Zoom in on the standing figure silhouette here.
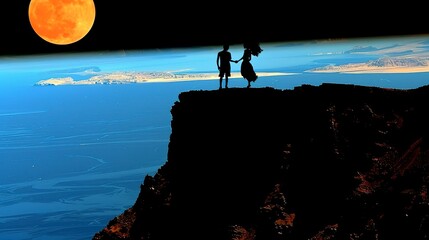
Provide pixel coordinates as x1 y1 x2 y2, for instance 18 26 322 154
217 44 236 89
236 41 263 88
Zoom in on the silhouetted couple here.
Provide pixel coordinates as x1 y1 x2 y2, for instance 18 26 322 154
217 42 263 89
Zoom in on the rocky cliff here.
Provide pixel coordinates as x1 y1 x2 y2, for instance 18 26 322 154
93 83 429 239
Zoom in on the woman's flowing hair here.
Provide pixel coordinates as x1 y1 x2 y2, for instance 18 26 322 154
244 41 263 57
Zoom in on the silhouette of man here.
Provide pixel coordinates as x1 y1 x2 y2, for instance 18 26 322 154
217 44 236 89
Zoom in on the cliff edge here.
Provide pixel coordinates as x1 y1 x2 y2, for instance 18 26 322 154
93 84 429 239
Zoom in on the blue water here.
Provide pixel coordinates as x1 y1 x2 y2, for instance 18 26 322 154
1 72 429 240
0 82 206 240
265 72 429 90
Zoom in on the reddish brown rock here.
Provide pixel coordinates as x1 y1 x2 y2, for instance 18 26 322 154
94 84 429 240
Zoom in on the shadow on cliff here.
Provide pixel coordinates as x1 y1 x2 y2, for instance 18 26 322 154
94 84 429 240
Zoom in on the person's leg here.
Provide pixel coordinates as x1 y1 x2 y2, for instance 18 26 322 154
219 76 223 89
247 80 251 88
225 76 228 88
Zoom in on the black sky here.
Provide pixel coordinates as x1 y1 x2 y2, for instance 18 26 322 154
1 1 428 57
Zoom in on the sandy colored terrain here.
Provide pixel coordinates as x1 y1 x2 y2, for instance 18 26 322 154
308 60 429 74
310 65 429 74
35 72 296 86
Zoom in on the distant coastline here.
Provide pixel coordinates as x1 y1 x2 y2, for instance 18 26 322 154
307 56 429 74
34 71 295 86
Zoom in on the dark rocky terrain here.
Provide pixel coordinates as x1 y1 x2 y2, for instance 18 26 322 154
93 83 429 239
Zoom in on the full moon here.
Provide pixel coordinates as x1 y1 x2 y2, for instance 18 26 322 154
28 0 96 45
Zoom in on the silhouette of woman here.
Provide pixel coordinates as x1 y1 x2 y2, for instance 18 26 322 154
235 41 263 88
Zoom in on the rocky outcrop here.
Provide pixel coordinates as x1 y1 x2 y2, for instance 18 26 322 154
93 84 429 239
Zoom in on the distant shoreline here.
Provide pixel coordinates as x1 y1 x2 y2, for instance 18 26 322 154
308 66 429 74
34 71 297 86
307 58 429 74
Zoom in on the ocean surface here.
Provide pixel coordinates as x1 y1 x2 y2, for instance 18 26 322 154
1 72 429 239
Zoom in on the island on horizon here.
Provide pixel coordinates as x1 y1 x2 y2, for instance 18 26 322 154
307 56 429 74
34 71 294 86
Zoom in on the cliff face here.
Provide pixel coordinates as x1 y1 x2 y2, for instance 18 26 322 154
93 84 429 240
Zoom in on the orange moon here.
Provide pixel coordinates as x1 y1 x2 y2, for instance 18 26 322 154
28 0 96 45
